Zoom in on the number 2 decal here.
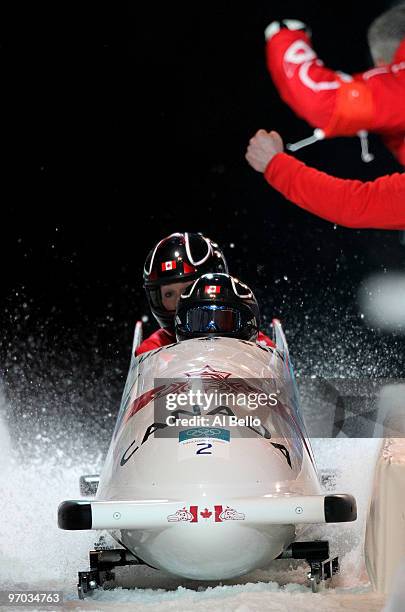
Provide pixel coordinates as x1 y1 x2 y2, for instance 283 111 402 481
196 442 213 455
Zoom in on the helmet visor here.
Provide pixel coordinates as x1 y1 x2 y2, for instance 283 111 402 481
182 305 241 334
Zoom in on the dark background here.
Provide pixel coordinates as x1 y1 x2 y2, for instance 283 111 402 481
1 1 404 448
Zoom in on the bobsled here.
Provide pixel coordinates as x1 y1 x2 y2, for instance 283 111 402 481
58 320 357 597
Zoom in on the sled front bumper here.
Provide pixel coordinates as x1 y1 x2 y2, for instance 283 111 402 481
58 494 357 530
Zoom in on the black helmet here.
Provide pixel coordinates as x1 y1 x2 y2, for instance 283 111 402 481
175 273 260 342
143 233 228 329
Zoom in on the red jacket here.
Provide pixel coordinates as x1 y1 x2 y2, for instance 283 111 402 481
266 30 405 166
135 328 275 356
265 152 405 229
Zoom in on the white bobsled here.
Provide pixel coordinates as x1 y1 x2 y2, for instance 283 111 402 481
58 320 356 597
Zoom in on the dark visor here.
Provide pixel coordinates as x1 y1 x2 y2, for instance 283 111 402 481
184 306 241 333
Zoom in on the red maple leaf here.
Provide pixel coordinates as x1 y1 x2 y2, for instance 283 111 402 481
200 508 212 519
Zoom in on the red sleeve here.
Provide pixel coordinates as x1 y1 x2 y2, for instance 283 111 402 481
266 30 338 130
264 153 405 230
257 331 276 348
266 30 376 137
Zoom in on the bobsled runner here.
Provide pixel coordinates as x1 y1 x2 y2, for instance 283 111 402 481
58 319 356 597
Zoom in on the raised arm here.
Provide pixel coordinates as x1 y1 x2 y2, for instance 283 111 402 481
266 153 405 229
265 22 378 137
246 129 405 230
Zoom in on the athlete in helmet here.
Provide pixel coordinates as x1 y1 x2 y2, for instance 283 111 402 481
175 273 275 347
136 232 228 355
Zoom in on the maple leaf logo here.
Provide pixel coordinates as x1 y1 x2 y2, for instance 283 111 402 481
200 508 212 519
183 365 231 380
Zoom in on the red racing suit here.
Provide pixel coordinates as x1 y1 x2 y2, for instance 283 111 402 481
264 152 405 229
136 328 176 356
136 328 275 356
266 30 405 166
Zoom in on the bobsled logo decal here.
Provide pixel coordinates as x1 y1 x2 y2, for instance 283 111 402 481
215 505 245 522
166 505 245 523
179 428 230 442
119 406 272 467
117 381 192 436
167 506 198 522
116 366 233 437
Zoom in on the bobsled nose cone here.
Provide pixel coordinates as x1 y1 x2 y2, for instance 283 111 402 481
121 522 295 580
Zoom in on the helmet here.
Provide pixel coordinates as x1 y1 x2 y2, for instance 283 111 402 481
143 233 228 329
175 273 260 342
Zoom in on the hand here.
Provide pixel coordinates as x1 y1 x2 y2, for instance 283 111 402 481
265 19 309 41
245 130 284 173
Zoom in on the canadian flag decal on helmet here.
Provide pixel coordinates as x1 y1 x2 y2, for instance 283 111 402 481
161 260 177 271
205 285 220 294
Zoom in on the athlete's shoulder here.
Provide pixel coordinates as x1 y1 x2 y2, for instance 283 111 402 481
257 330 276 348
136 328 176 356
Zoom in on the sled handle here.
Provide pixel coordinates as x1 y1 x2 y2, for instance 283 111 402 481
272 318 290 362
132 320 143 354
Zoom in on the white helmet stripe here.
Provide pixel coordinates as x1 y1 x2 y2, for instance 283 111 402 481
230 276 252 298
181 273 253 300
185 232 212 266
180 277 200 299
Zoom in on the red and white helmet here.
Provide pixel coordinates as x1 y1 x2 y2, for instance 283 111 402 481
143 232 228 329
